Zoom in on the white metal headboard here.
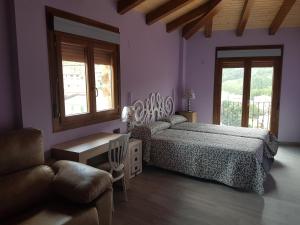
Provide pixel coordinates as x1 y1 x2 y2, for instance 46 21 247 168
133 92 174 125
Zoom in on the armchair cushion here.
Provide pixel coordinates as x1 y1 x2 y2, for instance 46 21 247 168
0 165 54 220
0 128 44 176
52 161 112 204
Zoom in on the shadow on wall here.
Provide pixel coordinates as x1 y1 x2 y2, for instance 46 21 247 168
0 0 22 133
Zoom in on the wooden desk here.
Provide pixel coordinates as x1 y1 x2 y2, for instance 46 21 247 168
52 132 134 189
52 132 123 164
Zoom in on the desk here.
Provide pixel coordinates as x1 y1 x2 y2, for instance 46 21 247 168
52 132 132 189
52 132 123 164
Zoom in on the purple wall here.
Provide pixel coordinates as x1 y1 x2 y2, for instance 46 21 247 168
12 0 181 152
0 0 20 132
185 28 300 142
3 0 299 149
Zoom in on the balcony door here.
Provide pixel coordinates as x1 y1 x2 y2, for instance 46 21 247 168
213 53 282 136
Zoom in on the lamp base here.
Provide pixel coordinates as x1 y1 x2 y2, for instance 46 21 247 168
186 98 192 112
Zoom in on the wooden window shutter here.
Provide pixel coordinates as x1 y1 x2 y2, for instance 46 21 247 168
61 42 86 62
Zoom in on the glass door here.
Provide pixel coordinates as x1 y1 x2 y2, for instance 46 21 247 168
248 65 274 130
214 58 281 136
220 65 245 127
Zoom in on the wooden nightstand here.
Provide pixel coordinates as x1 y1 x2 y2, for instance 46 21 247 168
178 111 198 123
127 139 142 178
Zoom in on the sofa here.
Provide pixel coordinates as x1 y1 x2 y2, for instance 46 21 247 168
0 128 113 225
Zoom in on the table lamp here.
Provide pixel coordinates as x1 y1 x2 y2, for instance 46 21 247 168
121 106 136 133
184 89 196 112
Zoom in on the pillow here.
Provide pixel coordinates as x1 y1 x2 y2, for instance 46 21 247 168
147 121 170 135
161 115 187 125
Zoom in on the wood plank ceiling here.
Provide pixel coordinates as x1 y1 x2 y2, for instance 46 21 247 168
116 0 300 39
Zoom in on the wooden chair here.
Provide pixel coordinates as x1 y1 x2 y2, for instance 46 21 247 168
98 134 130 201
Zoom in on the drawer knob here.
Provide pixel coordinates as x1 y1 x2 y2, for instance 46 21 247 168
135 157 138 161
134 148 138 152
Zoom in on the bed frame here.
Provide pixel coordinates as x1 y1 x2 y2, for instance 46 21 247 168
133 92 174 125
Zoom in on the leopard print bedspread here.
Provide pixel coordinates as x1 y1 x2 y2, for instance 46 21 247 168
132 126 271 194
171 122 278 158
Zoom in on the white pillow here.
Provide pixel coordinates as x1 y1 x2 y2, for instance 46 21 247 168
161 115 187 125
147 121 170 134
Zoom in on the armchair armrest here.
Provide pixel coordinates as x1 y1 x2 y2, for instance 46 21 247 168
52 160 112 204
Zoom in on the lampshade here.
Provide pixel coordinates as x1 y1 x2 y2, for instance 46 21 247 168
121 106 136 123
184 89 196 100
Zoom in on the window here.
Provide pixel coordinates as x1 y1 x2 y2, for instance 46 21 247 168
46 8 120 132
213 46 283 136
93 47 115 112
61 41 89 116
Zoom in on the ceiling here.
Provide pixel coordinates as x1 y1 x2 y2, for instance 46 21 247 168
135 0 300 30
116 0 300 38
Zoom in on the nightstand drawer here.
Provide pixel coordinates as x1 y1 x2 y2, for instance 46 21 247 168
131 153 141 164
128 139 143 178
131 142 141 154
131 162 142 175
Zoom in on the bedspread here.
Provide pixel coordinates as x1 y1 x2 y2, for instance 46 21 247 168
151 129 266 194
171 122 278 158
132 127 269 194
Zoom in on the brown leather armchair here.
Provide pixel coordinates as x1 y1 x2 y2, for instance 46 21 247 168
0 128 113 225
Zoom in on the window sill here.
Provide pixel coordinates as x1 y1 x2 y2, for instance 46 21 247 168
52 113 120 133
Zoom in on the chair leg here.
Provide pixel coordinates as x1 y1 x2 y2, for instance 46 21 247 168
122 177 128 202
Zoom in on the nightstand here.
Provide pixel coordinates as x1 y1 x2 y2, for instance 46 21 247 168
178 111 198 123
127 138 142 178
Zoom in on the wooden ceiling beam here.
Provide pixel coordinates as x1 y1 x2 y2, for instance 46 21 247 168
146 0 194 25
117 0 146 15
236 0 255 36
166 0 213 33
182 0 223 40
204 17 213 38
269 0 296 35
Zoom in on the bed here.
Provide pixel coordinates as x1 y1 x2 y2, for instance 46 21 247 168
131 93 278 194
170 122 278 158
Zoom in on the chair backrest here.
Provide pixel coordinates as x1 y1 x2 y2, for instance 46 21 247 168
108 135 129 172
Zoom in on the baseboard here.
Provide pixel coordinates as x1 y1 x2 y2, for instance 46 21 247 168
279 142 300 147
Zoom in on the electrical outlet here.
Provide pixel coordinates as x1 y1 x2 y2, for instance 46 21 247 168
113 128 120 134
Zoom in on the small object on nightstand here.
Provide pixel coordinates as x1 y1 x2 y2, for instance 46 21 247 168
178 111 198 123
122 106 137 133
184 89 196 112
126 138 142 179
113 128 120 133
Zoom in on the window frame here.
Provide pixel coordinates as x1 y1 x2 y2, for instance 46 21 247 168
46 7 121 132
213 45 283 136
